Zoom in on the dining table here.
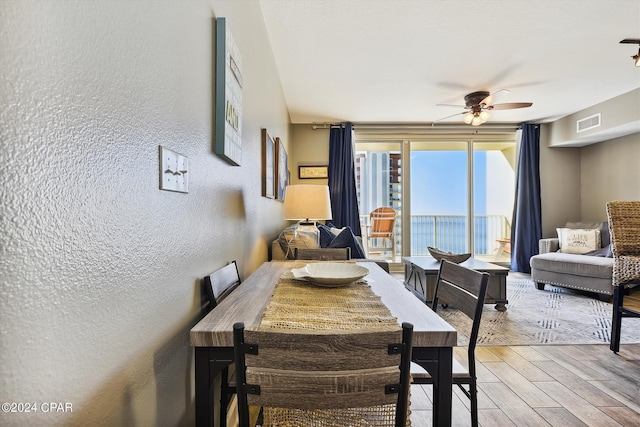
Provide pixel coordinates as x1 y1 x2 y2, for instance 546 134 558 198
190 260 458 427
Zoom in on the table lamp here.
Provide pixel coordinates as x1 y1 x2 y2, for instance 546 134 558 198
283 184 332 241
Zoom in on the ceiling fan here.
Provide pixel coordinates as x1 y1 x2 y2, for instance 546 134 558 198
619 38 640 67
433 89 533 126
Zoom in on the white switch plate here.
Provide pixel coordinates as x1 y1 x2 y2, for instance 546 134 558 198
159 146 189 193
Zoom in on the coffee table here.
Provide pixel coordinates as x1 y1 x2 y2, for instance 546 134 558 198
403 256 509 311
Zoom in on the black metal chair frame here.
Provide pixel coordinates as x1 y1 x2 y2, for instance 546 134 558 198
202 260 242 427
610 284 640 353
411 259 489 427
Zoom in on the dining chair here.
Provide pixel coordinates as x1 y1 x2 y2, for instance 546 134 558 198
410 259 489 427
367 207 397 260
606 201 640 354
294 247 351 261
233 322 413 427
202 261 242 427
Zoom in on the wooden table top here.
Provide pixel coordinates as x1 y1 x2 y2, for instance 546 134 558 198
190 261 457 348
403 256 509 274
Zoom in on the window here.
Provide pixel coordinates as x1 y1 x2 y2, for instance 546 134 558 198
355 131 515 266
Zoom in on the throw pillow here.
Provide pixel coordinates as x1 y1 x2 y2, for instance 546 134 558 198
328 226 367 259
330 226 346 236
556 228 601 254
565 221 610 247
278 225 320 259
317 223 337 248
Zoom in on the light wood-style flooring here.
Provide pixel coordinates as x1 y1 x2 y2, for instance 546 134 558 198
410 343 640 426
409 284 640 427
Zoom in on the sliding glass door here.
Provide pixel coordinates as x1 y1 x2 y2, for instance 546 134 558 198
355 134 516 268
354 141 402 263
410 141 469 255
409 139 515 262
473 141 515 262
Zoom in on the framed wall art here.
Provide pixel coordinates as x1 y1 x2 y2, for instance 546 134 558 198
275 137 289 200
214 17 243 166
298 165 329 179
261 128 275 199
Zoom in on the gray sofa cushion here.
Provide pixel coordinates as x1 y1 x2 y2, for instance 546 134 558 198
530 252 613 279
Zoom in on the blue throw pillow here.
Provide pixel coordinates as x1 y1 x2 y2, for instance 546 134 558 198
328 226 367 259
317 223 336 248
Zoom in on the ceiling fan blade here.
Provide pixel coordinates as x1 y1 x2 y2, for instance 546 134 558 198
432 111 465 124
482 89 510 105
436 103 466 108
489 102 533 110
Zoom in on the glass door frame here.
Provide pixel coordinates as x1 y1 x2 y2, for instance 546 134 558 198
354 129 516 270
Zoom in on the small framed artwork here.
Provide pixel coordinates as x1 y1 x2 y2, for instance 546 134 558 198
299 165 328 179
275 137 289 200
261 128 275 199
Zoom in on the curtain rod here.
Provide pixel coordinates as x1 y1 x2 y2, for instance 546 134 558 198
310 122 520 133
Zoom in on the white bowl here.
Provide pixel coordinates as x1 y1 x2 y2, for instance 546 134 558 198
291 262 369 287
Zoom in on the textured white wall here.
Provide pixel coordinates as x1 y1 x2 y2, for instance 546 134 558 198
580 133 640 221
0 1 287 425
539 125 582 237
539 126 640 236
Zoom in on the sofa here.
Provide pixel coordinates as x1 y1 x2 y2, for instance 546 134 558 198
271 223 390 272
529 221 613 301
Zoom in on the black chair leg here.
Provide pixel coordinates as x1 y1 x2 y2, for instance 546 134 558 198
610 284 624 353
219 367 229 427
470 381 479 427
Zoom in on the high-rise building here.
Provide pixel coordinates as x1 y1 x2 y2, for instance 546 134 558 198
355 151 402 258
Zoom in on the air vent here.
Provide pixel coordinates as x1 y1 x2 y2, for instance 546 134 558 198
576 113 601 133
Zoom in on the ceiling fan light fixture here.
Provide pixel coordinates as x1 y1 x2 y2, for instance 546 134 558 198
435 89 533 126
634 48 640 67
463 112 474 124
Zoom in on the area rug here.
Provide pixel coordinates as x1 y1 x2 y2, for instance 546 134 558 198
436 279 640 346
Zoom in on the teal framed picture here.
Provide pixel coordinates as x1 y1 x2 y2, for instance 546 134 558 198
215 17 242 166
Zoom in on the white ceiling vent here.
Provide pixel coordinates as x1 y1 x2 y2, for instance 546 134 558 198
576 113 601 133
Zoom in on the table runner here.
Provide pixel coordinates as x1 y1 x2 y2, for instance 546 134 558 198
256 262 410 427
260 263 399 332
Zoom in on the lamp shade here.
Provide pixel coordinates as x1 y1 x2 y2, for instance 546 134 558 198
283 185 332 222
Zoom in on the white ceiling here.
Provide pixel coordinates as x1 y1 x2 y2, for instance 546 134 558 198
258 0 640 126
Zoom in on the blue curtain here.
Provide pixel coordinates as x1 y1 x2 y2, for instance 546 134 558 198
328 123 362 236
510 123 542 273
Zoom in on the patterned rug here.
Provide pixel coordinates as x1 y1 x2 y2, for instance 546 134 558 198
436 279 640 346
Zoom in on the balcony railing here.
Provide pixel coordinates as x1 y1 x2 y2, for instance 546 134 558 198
360 214 511 257
411 214 510 256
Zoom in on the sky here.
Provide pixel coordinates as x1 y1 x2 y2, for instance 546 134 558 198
410 151 486 215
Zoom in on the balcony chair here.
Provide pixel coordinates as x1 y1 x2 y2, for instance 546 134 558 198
233 322 413 427
366 207 397 260
202 261 242 427
410 259 489 427
606 201 640 354
294 247 351 261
